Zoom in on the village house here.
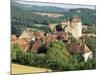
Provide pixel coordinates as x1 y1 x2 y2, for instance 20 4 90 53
19 29 32 40
12 38 29 51
66 38 92 62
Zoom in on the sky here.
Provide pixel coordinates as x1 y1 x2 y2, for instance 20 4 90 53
12 0 96 10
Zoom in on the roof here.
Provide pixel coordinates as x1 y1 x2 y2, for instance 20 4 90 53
19 30 32 39
66 42 91 54
79 43 91 54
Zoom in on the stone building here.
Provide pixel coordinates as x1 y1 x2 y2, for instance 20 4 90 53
64 15 82 39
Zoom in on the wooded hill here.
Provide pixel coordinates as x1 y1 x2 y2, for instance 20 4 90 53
11 2 96 36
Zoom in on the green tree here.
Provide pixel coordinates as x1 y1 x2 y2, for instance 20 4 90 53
11 44 23 62
46 41 70 71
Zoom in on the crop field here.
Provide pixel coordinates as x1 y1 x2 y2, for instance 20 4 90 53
33 12 64 18
12 63 51 74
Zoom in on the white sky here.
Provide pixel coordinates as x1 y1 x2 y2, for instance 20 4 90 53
12 0 96 10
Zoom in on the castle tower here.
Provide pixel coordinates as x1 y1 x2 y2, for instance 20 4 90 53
70 15 82 39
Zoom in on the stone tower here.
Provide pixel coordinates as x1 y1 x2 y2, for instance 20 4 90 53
64 15 82 39
70 15 82 39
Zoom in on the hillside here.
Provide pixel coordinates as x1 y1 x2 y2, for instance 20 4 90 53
63 8 96 25
11 1 96 36
11 1 68 13
32 12 64 18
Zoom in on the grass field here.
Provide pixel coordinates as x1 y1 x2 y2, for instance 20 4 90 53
12 63 52 74
33 12 64 18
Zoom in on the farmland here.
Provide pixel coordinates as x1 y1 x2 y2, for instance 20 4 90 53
12 63 51 74
32 12 64 18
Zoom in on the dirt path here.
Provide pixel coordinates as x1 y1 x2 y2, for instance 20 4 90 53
12 63 52 74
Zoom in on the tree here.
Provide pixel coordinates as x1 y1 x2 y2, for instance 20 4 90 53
46 41 70 70
11 44 23 62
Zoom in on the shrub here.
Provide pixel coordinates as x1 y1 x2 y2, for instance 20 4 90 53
17 52 46 67
85 37 96 69
68 53 85 70
11 44 22 62
29 53 46 67
38 44 48 53
68 53 96 70
85 37 96 53
84 56 96 69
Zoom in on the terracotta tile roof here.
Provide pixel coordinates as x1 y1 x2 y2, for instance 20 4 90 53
31 39 42 53
66 43 91 54
12 38 29 51
66 43 79 53
79 43 91 54
53 32 69 40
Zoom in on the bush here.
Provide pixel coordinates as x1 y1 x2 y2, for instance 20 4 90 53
68 53 85 70
84 56 96 69
85 37 96 69
18 52 46 67
11 44 22 62
30 53 46 67
68 53 96 70
38 44 48 53
85 37 96 54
